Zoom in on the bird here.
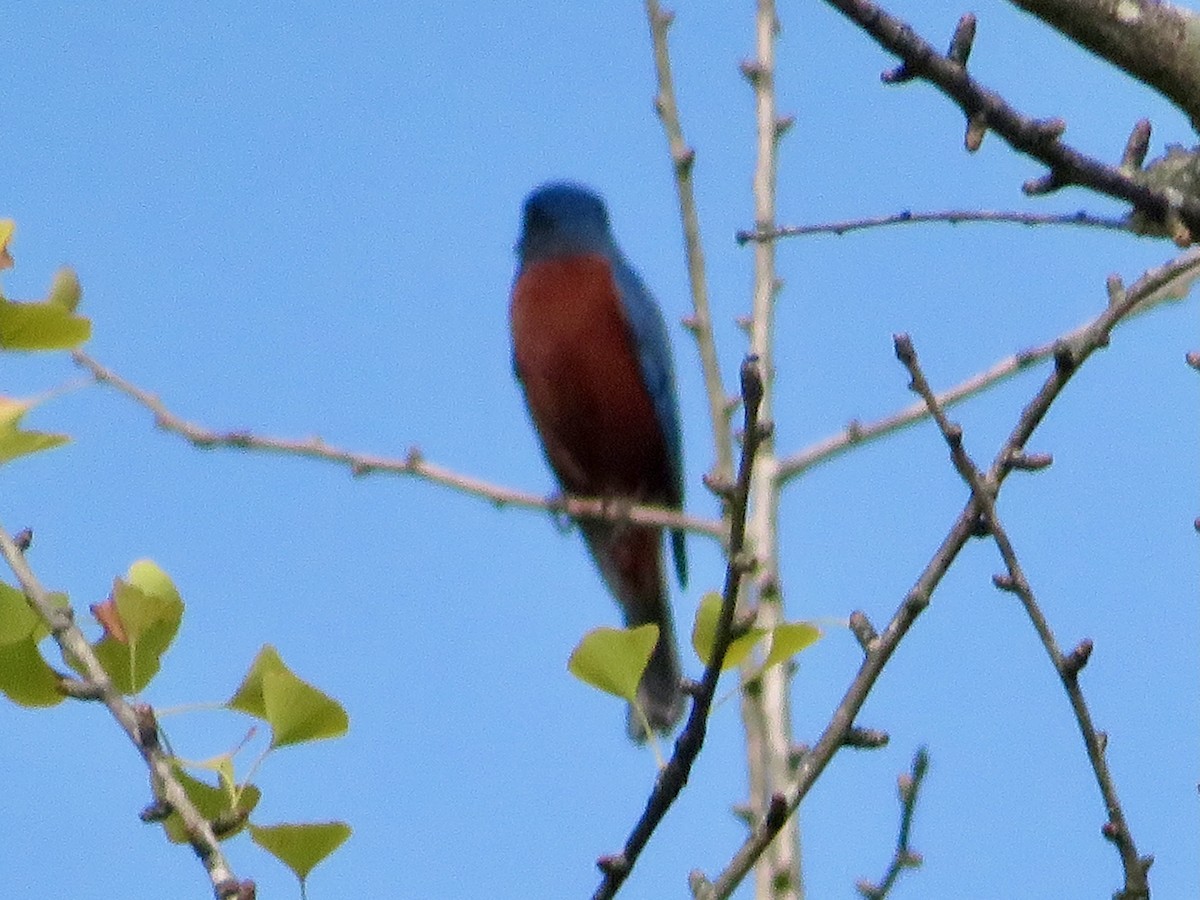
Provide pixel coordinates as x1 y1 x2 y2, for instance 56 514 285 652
509 181 688 741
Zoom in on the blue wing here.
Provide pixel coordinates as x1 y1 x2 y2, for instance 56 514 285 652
610 252 688 587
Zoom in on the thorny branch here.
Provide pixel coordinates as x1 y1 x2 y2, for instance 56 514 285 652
699 249 1200 899
591 358 768 900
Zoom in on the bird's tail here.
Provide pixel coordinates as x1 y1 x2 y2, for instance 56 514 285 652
580 521 685 741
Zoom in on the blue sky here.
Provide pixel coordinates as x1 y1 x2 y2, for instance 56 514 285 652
1 2 1195 898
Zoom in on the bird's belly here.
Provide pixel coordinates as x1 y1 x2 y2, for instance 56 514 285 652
511 256 669 500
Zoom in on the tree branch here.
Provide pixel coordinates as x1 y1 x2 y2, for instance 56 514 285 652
0 525 246 898
738 1 803 896
737 208 1129 243
646 0 736 487
775 248 1200 484
700 247 1200 898
895 334 1150 900
855 747 929 900
70 350 724 541
591 358 767 900
821 0 1200 237
1008 0 1200 134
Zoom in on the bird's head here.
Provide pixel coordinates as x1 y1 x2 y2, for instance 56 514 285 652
517 181 614 262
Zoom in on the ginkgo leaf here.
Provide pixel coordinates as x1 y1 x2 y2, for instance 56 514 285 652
262 668 349 749
250 821 351 883
567 624 658 703
87 560 184 694
0 634 63 707
47 267 81 312
0 295 90 350
691 592 765 670
762 622 822 671
228 645 348 748
0 582 39 645
0 219 14 273
0 396 69 464
162 767 260 844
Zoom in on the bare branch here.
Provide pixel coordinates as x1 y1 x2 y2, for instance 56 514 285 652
70 350 725 541
646 0 735 487
776 255 1198 484
820 0 1200 235
591 358 767 900
737 208 1129 243
1008 0 1200 133
856 747 929 899
738 0 803 896
896 336 1150 899
703 248 1200 898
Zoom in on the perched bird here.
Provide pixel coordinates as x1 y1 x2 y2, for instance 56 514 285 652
509 182 688 740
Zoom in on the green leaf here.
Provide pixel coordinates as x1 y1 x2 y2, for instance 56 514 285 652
0 219 14 275
0 582 39 645
229 645 349 748
762 622 822 671
0 635 63 707
0 295 91 350
228 645 287 720
0 396 69 464
47 267 82 312
89 560 184 694
250 821 352 882
567 624 658 703
162 767 260 844
690 592 765 670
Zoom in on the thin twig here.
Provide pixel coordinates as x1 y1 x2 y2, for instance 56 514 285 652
896 337 1150 899
701 249 1200 898
820 0 1200 237
775 257 1198 484
591 358 767 900
0 525 244 898
737 209 1129 243
856 747 929 899
70 350 724 541
646 0 735 487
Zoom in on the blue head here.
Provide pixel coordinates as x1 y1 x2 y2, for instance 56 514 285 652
517 182 614 264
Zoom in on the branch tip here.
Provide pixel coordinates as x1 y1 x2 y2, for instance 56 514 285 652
739 59 763 84
947 13 976 65
139 798 173 823
849 610 878 651
965 113 987 152
597 854 629 877
843 726 890 750
1121 119 1152 170
739 355 764 415
1063 637 1094 677
1007 450 1053 471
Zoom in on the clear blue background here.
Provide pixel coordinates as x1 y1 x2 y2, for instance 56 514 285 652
1 2 1195 898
